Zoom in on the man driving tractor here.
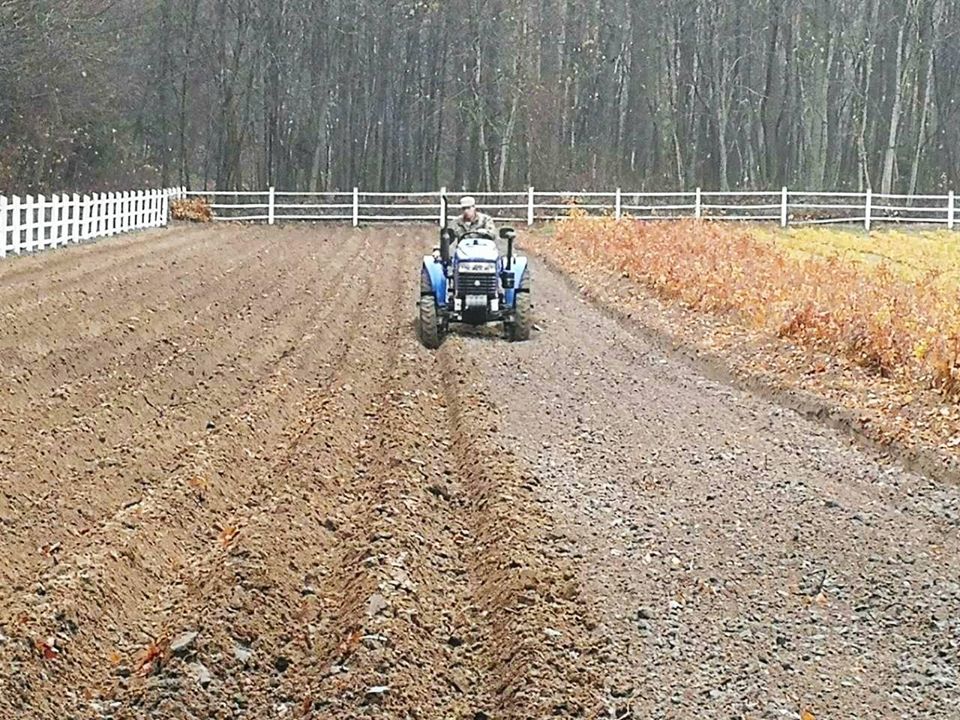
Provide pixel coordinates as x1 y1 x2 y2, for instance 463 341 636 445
450 196 496 241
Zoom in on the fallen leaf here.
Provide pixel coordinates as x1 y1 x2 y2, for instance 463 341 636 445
218 525 239 547
337 628 362 660
138 636 169 675
35 638 58 660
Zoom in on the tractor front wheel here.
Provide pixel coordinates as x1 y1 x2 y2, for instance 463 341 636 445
418 273 443 349
508 290 532 341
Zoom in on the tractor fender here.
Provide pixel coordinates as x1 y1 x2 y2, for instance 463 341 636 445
505 255 529 309
422 256 446 305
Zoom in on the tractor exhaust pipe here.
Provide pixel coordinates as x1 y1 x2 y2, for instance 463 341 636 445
500 227 516 269
440 228 454 264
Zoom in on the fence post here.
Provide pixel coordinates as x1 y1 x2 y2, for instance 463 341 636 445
50 193 57 247
0 196 6 258
781 186 788 228
58 193 67 245
162 189 170 226
438 186 446 228
615 188 622 220
949 191 955 231
527 186 534 226
86 194 93 239
61 193 70 244
11 196 21 254
864 188 872 232
50 194 60 247
695 187 702 219
57 194 67 244
268 186 276 225
71 193 80 242
36 195 47 250
25 195 36 252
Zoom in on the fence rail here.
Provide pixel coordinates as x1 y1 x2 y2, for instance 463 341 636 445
184 187 959 231
1 186 957 261
0 188 179 258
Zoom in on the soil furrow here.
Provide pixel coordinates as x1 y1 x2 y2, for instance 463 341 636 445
0 228 276 408
97 230 400 718
0 234 360 599
0 225 212 304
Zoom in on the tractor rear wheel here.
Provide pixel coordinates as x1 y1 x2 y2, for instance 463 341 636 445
418 272 443 349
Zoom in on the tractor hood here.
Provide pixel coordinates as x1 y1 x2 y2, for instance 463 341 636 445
456 238 499 263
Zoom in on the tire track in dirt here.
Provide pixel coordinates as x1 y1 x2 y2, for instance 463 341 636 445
296 329 603 718
298 240 497 718
264 228 604 718
435 340 603 717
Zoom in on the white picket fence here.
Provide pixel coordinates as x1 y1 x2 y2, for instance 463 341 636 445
185 187 959 231
0 188 179 258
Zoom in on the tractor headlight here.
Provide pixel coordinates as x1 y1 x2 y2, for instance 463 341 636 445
458 262 496 274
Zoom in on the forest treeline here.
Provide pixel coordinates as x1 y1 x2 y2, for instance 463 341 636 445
1 0 958 193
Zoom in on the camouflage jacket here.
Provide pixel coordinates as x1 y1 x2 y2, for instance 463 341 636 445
450 211 497 241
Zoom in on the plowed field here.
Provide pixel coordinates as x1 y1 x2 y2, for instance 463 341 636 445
1 224 957 719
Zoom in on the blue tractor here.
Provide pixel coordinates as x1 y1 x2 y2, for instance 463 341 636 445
418 224 532 348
